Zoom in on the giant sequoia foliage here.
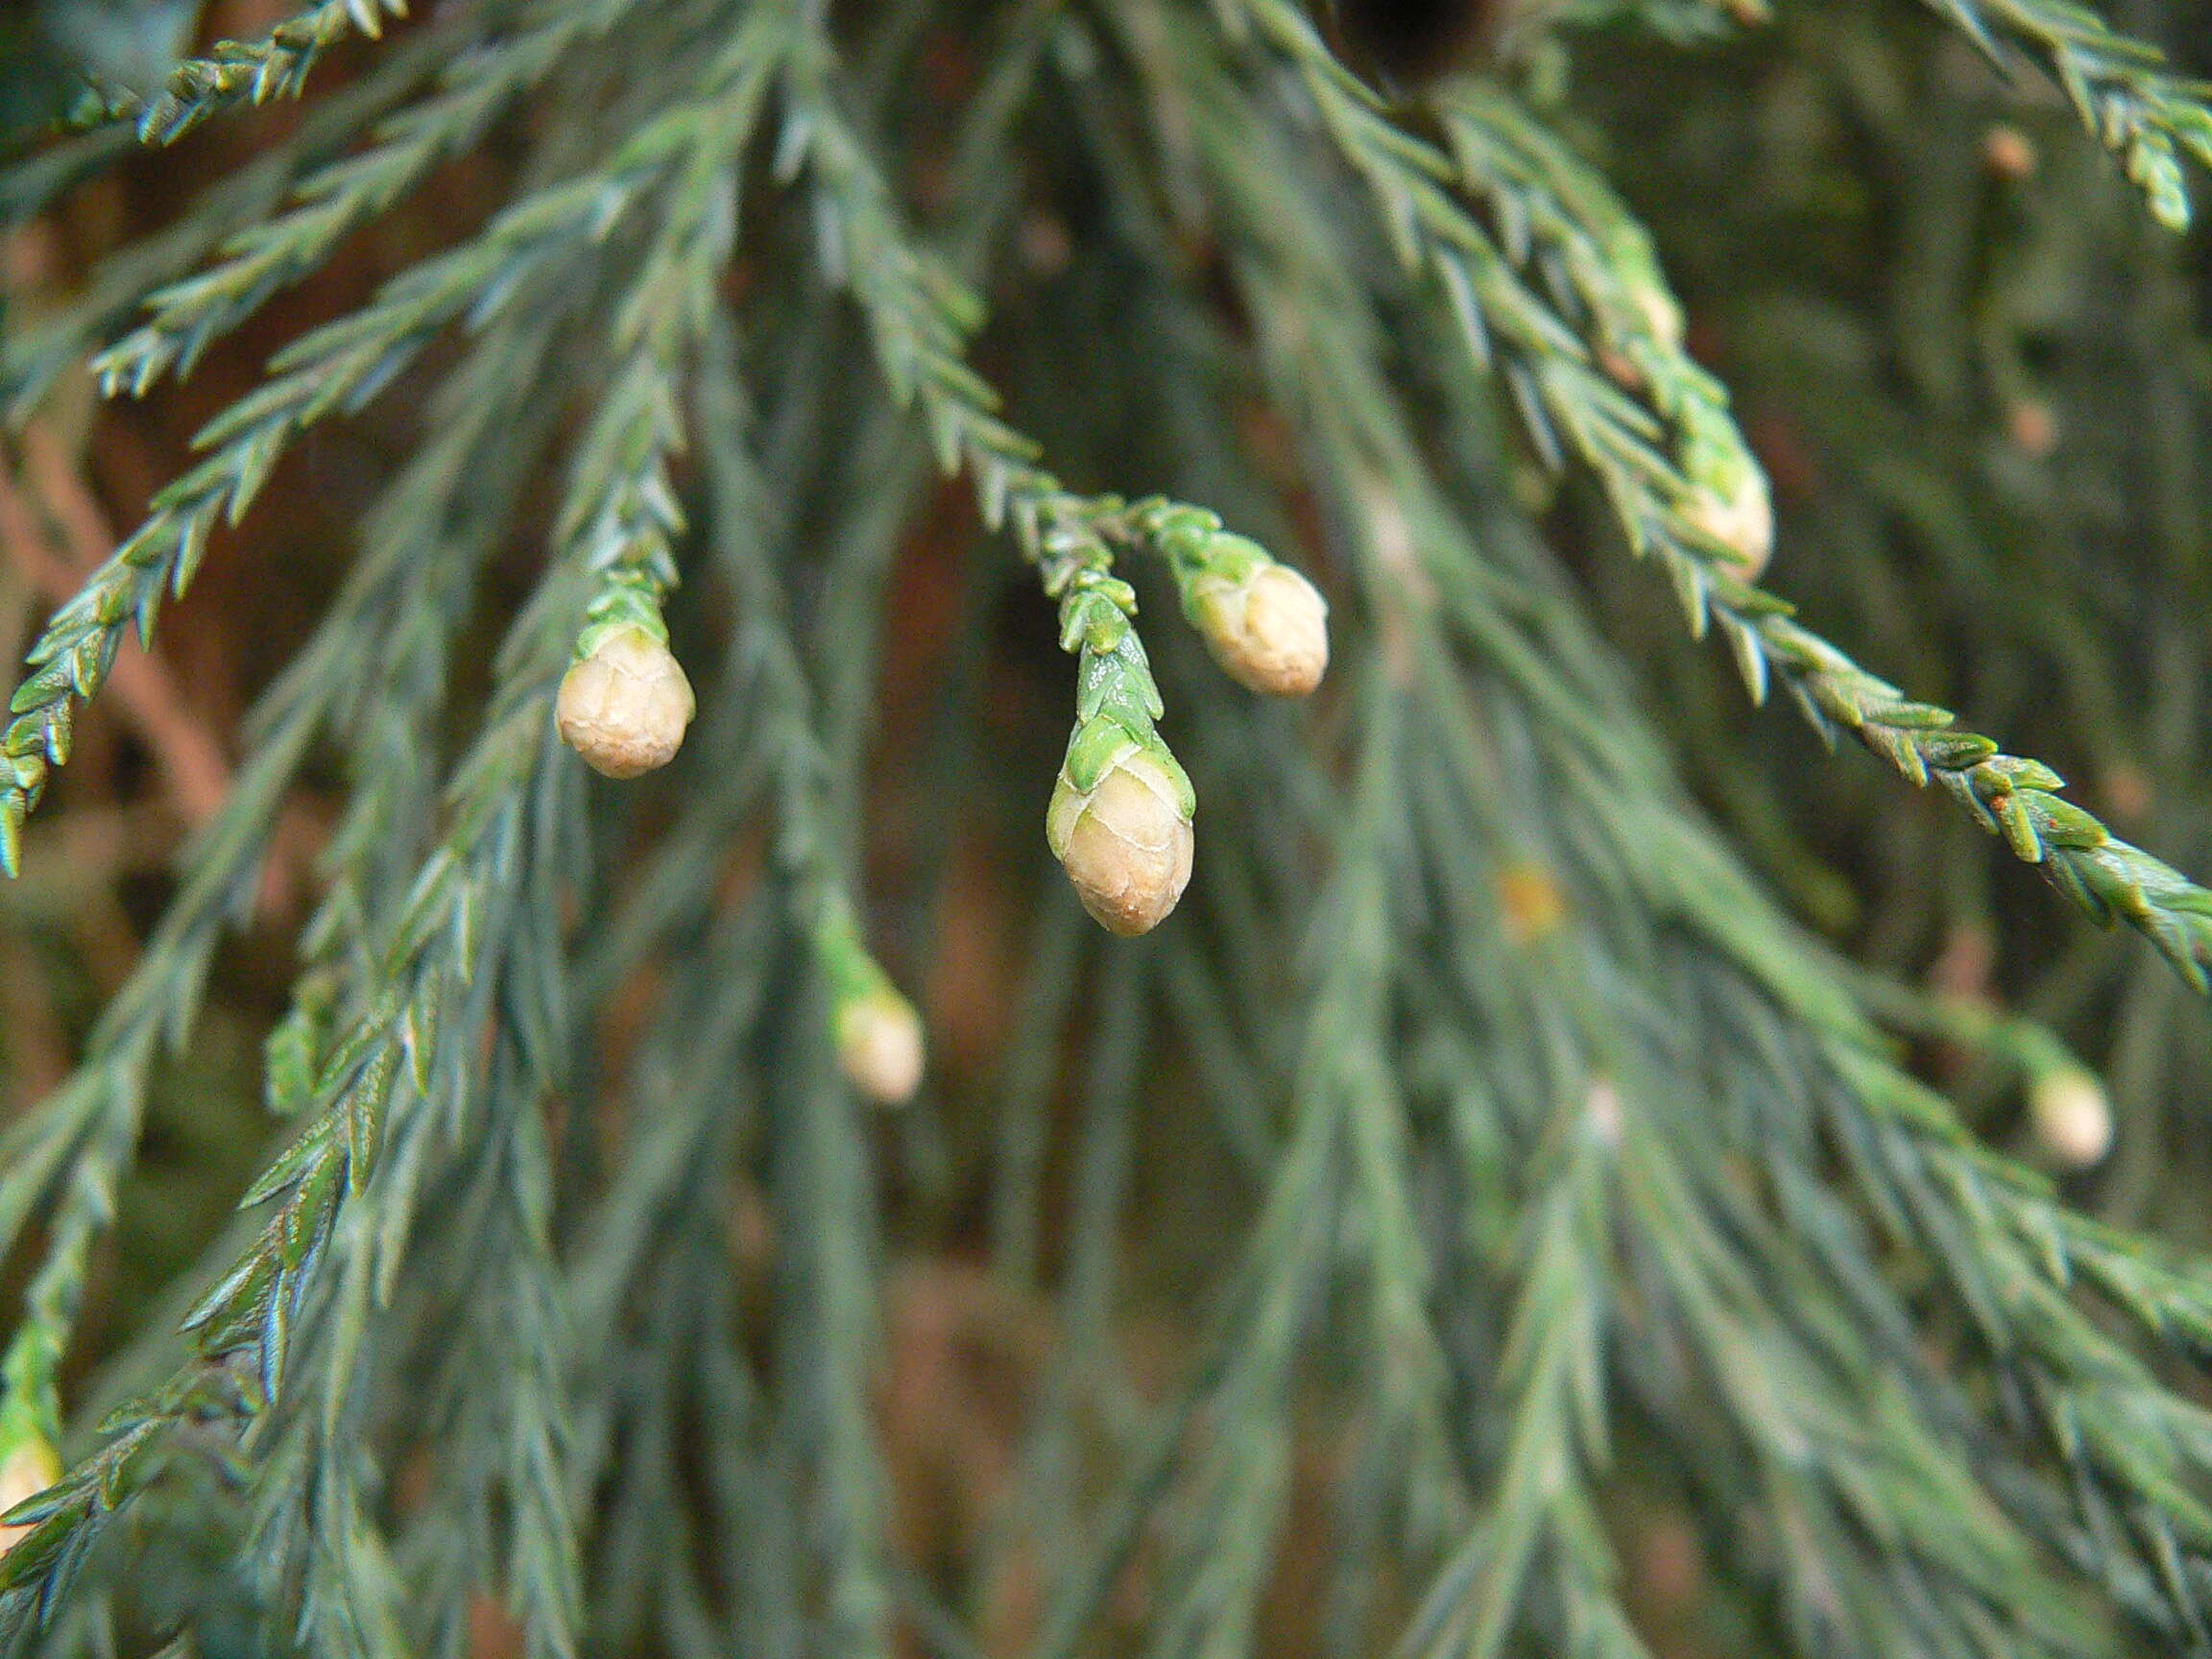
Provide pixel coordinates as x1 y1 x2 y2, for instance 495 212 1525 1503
1 0 2211 1655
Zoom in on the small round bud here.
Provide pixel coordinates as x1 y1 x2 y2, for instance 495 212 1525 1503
0 1436 60 1559
2031 1068 2111 1169
1188 564 1330 697
1683 465 1773 579
2007 399 2057 459
1047 745 1194 936
556 625 695 779
836 986 926 1106
1982 125 2037 180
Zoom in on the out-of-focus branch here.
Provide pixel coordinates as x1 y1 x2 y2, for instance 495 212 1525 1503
0 424 231 827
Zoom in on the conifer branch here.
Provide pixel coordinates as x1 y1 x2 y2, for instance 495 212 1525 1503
562 316 840 998
0 566 582 1623
691 314 927 1100
202 161 805 1419
86 0 655 401
548 530 798 1644
0 283 587 1630
257 781 587 1659
1622 1099 2085 1651
3 24 453 420
778 18 1218 929
1821 1049 2212 1637
1399 1112 1615 1659
781 2 1328 940
777 32 1159 668
540 11 789 788
565 1116 763 1650
468 1065 587 1659
3 0 2208 1652
1921 0 2212 228
686 316 906 1659
1432 84 2212 993
552 14 781 667
774 1038 896 1658
1312 326 2082 1659
1 24 792 873
0 301 565 1511
1137 690 1431 1657
1102 22 2188 1639
259 300 578 1117
1211 7 2212 991
67 0 413 146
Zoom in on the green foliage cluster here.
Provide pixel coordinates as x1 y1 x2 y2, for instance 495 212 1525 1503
0 0 2210 1654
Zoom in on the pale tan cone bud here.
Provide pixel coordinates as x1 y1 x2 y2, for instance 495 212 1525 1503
836 986 926 1106
1627 280 1685 353
2031 1068 2112 1169
0 1436 60 1559
1684 463 1774 579
1188 565 1330 697
1047 748 1194 936
556 625 696 779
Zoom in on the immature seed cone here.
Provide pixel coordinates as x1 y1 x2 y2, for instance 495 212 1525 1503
1047 744 1194 936
2031 1068 2112 1169
556 625 696 779
836 986 926 1106
1683 465 1774 578
0 1436 60 1559
1187 564 1330 697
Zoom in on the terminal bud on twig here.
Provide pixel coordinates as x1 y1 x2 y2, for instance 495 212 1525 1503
1047 725 1195 936
2031 1067 2112 1169
1142 512 1329 698
1039 509 1205 934
835 985 926 1105
556 623 695 779
1186 551 1331 698
817 901 926 1105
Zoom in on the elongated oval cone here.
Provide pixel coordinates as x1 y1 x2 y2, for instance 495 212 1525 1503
836 986 926 1105
1047 746 1195 936
0 1436 60 1559
2031 1068 2112 1169
1188 564 1330 697
557 625 696 779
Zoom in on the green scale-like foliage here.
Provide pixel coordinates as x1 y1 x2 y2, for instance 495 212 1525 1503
0 0 2210 1656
